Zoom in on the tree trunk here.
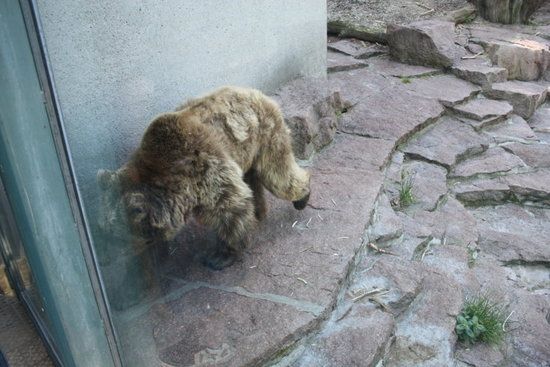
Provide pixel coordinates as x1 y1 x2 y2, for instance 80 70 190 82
473 0 546 24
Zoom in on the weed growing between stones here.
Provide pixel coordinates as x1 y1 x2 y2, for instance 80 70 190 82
400 76 412 84
399 170 415 207
456 296 507 345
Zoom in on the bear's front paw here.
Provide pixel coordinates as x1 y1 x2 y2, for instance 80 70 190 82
292 192 310 210
203 246 238 270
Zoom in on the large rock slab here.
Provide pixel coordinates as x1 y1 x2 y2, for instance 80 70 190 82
469 25 550 81
485 80 548 119
327 50 368 73
273 78 348 160
329 69 445 142
399 74 480 107
387 20 464 68
402 116 488 168
451 97 513 122
451 58 508 89
450 146 526 178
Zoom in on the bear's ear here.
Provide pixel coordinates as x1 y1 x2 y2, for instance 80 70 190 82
97 169 117 190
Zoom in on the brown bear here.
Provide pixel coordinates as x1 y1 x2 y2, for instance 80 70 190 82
98 86 310 269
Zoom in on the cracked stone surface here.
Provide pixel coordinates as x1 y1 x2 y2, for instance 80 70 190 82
112 10 550 366
402 116 488 168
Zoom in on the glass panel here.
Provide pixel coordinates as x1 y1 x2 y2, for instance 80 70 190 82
0 1 115 366
34 1 325 365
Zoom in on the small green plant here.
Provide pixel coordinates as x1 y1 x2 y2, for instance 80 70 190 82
400 76 412 84
461 13 477 24
399 170 415 207
456 296 506 345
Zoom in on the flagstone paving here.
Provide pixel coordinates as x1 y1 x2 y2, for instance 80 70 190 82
114 8 549 367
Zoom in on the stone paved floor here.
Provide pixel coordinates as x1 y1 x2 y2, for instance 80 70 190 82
0 295 54 367
115 10 549 367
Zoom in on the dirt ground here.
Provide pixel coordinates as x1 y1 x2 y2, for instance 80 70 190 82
328 0 470 29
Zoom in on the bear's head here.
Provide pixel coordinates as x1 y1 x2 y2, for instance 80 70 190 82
97 168 183 243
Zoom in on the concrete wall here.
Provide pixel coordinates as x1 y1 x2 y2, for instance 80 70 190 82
35 0 326 210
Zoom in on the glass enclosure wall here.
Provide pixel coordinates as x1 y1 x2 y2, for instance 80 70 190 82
32 1 326 365
0 1 116 366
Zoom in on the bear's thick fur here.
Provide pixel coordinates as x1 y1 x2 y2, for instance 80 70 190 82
98 87 310 269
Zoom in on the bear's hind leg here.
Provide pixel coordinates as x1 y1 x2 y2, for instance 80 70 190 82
244 168 267 221
256 127 310 209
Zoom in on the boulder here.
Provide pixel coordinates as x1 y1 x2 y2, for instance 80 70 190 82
482 37 550 81
387 20 464 68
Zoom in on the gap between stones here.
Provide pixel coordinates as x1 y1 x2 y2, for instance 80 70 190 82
266 108 453 366
117 278 326 326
